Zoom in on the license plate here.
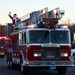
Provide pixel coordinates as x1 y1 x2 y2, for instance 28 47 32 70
50 66 56 70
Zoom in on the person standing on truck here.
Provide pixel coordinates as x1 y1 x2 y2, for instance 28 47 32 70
8 12 19 31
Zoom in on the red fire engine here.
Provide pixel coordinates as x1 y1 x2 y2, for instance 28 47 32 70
5 7 74 74
0 36 9 57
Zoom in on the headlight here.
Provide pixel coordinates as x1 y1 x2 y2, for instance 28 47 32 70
34 50 41 57
34 53 41 57
61 51 68 57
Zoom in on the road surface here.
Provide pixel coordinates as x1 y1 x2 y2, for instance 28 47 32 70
0 58 75 75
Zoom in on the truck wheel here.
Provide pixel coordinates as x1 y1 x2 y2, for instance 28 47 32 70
57 66 67 74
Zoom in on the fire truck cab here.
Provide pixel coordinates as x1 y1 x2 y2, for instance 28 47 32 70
6 7 74 74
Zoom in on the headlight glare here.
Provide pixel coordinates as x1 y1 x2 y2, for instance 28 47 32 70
61 51 68 57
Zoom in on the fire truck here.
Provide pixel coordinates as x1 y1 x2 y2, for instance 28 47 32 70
5 7 74 74
0 36 8 57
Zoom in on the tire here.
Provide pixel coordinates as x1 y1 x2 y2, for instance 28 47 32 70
57 66 67 74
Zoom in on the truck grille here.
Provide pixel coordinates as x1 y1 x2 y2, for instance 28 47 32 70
41 47 60 60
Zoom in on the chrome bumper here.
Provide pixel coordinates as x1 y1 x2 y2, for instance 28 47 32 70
24 60 74 67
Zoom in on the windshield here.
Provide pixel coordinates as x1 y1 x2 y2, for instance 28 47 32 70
50 30 70 44
28 30 50 44
0 40 5 46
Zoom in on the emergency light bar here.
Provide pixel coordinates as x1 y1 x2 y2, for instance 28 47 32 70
58 25 69 29
27 25 35 28
0 36 8 40
63 25 68 29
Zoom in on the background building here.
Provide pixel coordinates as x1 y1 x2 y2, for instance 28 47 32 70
0 25 6 36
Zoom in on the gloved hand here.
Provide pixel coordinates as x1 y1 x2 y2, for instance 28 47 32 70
8 11 11 16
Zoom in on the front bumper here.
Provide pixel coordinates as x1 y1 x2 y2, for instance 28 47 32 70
23 60 75 67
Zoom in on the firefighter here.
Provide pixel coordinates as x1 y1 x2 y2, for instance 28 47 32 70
8 12 19 31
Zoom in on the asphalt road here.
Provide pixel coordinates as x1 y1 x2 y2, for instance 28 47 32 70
0 58 75 75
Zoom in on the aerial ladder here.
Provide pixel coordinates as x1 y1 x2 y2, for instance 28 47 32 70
14 7 65 31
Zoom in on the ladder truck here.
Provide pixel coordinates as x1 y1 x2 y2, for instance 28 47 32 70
5 7 74 74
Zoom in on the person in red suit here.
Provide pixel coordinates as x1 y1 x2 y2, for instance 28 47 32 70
8 12 19 31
